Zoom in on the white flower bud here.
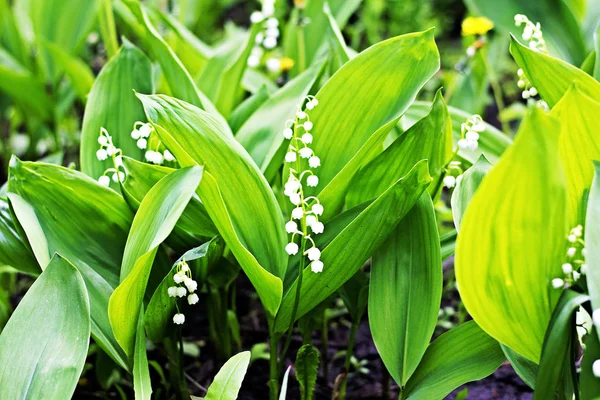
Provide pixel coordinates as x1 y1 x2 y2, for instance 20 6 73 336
292 207 304 219
174 273 184 284
139 124 152 138
305 215 317 226
567 247 576 258
286 242 299 255
466 131 479 141
285 221 298 233
263 36 277 49
283 128 294 139
301 133 313 144
266 58 281 72
266 27 279 38
443 175 456 189
188 293 199 305
457 139 468 149
131 129 141 140
303 121 313 131
164 150 175 162
185 279 198 293
307 175 318 187
248 55 261 68
311 260 324 273
96 149 108 161
112 171 125 183
266 17 279 28
562 263 573 274
115 155 123 167
529 87 538 97
568 234 577 243
285 151 297 163
98 175 111 187
312 204 324 216
517 80 525 88
297 111 307 119
551 278 564 289
289 193 301 205
306 101 315 110
573 271 581 281
517 69 524 77
173 313 185 325
137 138 147 149
308 156 321 168
306 247 321 261
250 11 264 23
98 135 108 145
299 147 312 159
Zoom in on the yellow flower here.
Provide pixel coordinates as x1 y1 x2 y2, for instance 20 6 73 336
294 0 306 9
462 17 494 36
280 57 295 72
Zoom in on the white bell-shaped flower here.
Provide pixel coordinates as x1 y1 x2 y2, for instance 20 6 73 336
309 156 321 168
307 175 318 187
312 203 324 216
292 207 304 219
173 313 185 325
188 293 199 305
286 242 299 255
311 221 324 234
285 221 298 233
167 287 177 297
311 260 324 273
98 175 111 187
306 247 321 261
96 149 108 161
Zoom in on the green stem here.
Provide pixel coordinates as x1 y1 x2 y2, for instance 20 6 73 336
481 53 510 136
269 332 281 400
321 309 329 385
297 16 306 73
339 320 359 400
98 0 119 59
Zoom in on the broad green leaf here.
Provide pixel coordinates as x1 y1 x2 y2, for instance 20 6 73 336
0 0 28 66
464 0 586 64
145 237 223 343
134 309 152 400
40 39 95 101
451 155 493 232
0 197 39 274
80 40 152 179
586 161 600 341
510 36 600 107
228 85 270 133
236 60 326 176
346 90 452 209
502 345 537 389
124 0 225 125
534 290 588 400
7 158 132 370
594 24 600 81
25 0 98 78
0 47 52 120
242 68 279 94
551 86 600 226
309 30 440 188
121 156 218 248
197 23 260 117
402 321 505 399
0 254 90 399
317 117 399 219
295 344 319 400
274 160 432 332
323 1 354 72
109 166 203 356
403 101 511 164
283 0 361 75
370 193 442 386
137 94 286 315
455 109 568 363
204 351 251 400
581 327 600 399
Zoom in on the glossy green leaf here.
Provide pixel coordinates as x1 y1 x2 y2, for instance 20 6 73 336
295 344 319 400
581 326 600 399
124 0 224 124
204 351 251 400
145 237 223 343
228 85 270 133
534 290 588 400
274 160 432 332
370 192 442 386
0 197 39 274
451 155 493 232
309 30 439 188
0 0 28 66
7 158 132 370
0 254 90 399
346 90 452 209
586 161 600 341
455 109 568 363
197 24 260 117
236 60 326 176
510 36 600 107
80 40 152 179
403 101 511 164
121 156 218 248
317 117 399 219
551 86 600 226
402 321 505 399
40 39 94 101
138 94 285 315
134 309 151 400
501 345 537 389
0 47 52 120
464 0 586 64
109 166 203 356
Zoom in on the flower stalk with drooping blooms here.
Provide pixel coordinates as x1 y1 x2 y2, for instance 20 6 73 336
551 225 586 290
167 259 199 325
282 95 324 274
96 127 126 187
131 121 177 166
248 0 282 71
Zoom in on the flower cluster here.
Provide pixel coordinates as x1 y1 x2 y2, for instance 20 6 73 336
283 96 324 273
248 0 283 72
131 121 176 165
457 114 485 152
167 259 199 325
551 225 586 289
442 161 464 189
514 14 547 53
96 128 125 187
